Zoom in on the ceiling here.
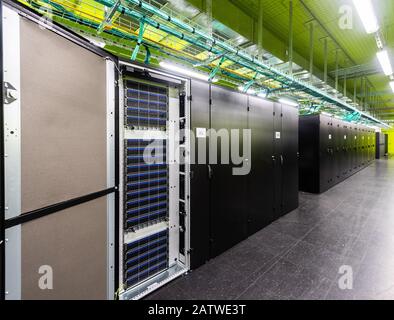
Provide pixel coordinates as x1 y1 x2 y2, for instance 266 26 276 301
16 0 394 125
187 0 394 119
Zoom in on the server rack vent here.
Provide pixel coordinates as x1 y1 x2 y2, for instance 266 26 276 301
125 80 168 130
123 230 169 289
125 139 169 230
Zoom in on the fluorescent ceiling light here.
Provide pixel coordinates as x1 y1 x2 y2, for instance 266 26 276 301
159 62 209 81
238 86 256 95
377 50 393 76
390 81 394 93
279 98 298 107
352 0 380 34
86 37 106 48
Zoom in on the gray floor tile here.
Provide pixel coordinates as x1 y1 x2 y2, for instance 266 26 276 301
147 160 394 300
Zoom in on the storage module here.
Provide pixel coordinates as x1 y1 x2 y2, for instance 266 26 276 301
124 139 168 230
123 230 169 290
118 67 190 300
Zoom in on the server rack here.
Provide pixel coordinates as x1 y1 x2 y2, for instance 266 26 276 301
209 86 249 258
385 134 389 156
189 80 210 270
273 103 299 219
376 132 386 159
2 1 118 300
247 96 275 235
299 114 376 194
332 118 341 183
117 62 190 300
190 82 299 266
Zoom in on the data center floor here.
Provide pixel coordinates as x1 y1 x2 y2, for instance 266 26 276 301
147 159 394 300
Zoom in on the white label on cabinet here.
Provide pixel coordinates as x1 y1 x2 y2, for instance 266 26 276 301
196 128 207 138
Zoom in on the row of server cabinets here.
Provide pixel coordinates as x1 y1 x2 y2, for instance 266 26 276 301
1 1 299 300
376 132 388 159
190 81 299 268
118 73 300 296
299 114 376 194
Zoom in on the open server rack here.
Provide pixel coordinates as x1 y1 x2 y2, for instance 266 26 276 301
118 63 191 300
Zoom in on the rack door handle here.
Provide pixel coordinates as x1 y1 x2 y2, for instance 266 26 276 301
208 165 213 179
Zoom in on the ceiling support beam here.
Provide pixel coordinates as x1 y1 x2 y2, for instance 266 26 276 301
354 79 357 104
343 62 347 98
204 0 213 41
335 49 339 96
308 22 314 83
257 0 264 61
323 37 328 84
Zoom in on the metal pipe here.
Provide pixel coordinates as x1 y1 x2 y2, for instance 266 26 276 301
309 22 314 82
323 38 328 84
343 63 347 97
335 49 339 96
258 0 264 61
205 0 213 46
354 78 357 104
288 0 293 75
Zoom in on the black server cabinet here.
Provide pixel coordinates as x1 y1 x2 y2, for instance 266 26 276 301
339 124 348 178
190 80 211 269
281 104 299 215
351 127 358 171
366 131 370 163
299 115 320 193
273 103 283 220
370 130 376 162
273 103 299 218
376 132 386 159
333 119 342 183
299 115 375 194
361 129 367 166
385 134 389 156
209 86 249 258
366 130 370 163
320 116 334 191
347 126 354 175
247 96 275 235
356 126 362 169
189 83 299 265
343 125 351 178
384 134 389 156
